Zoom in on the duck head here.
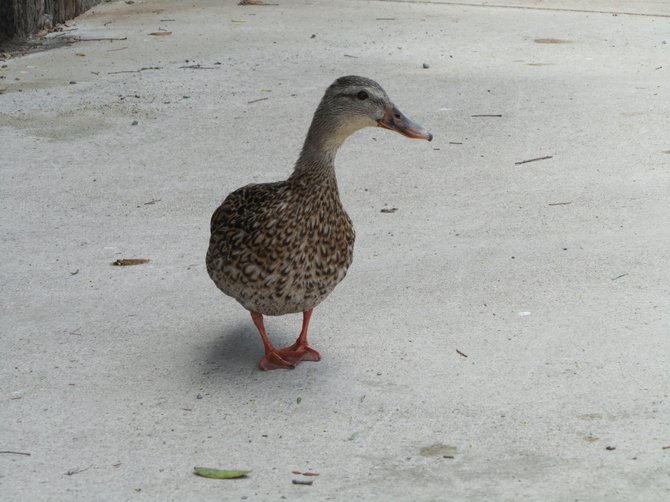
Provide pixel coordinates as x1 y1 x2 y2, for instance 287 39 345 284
307 76 433 149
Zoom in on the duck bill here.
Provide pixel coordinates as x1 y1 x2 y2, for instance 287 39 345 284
377 104 433 141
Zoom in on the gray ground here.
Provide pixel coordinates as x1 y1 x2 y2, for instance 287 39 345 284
1 0 669 500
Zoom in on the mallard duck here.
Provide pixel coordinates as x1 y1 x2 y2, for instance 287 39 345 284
207 76 432 370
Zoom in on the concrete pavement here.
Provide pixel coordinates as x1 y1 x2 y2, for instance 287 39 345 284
1 0 669 500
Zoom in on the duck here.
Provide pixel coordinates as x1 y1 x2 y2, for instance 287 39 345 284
206 76 432 370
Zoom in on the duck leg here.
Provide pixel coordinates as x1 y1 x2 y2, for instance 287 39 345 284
251 311 296 371
276 309 321 363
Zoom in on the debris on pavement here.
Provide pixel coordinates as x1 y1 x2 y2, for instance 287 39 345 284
108 66 161 75
515 155 553 165
179 64 218 69
193 467 250 479
72 36 128 42
239 0 278 5
65 466 91 476
534 38 573 44
112 259 150 266
456 349 468 358
292 479 313 486
380 207 398 213
420 444 458 458
292 470 319 476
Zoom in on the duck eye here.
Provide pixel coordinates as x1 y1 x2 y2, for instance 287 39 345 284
357 90 369 101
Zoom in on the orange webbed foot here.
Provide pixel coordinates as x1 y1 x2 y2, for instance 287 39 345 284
258 351 296 371
277 343 321 363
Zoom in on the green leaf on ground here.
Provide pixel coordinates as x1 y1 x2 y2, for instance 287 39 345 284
193 467 250 479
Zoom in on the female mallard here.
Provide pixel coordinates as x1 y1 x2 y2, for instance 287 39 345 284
207 76 432 370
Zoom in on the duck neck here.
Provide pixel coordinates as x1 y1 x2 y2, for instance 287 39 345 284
290 109 351 186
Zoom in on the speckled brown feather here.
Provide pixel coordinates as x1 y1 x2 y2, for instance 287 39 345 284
206 171 355 316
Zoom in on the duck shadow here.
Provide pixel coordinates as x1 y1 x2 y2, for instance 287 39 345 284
197 321 298 378
199 323 260 373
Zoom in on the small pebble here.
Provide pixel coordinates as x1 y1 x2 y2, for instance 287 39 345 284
196 393 203 399
606 446 616 451
131 120 138 126
69 81 76 84
422 63 429 69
